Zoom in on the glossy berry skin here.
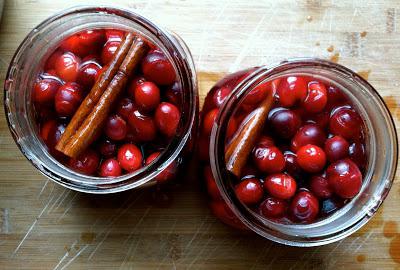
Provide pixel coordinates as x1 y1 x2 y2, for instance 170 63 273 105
33 78 62 105
141 49 176 85
213 86 231 107
146 152 177 183
264 173 297 200
117 143 143 172
310 174 332 199
269 108 301 139
327 158 362 199
291 124 326 152
116 97 135 120
253 145 285 174
127 76 146 96
255 135 274 148
303 81 327 113
105 115 127 141
235 178 264 205
99 158 122 177
204 166 222 200
77 61 101 89
40 120 64 150
165 81 182 106
296 144 326 173
54 52 81 82
101 41 120 65
290 191 319 223
134 81 161 112
324 135 349 162
45 49 63 70
349 142 367 170
259 197 288 218
283 151 303 180
60 29 105 57
326 85 346 109
276 76 307 107
105 29 124 42
154 102 181 137
54 82 84 117
69 149 100 175
127 110 157 142
242 82 269 106
98 139 117 158
329 108 363 141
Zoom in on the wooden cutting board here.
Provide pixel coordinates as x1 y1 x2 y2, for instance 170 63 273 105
0 1 399 269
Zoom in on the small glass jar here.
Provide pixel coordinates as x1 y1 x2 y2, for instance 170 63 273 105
201 58 397 246
4 6 198 193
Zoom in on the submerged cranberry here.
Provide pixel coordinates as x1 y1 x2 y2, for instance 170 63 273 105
141 49 175 85
98 139 117 158
329 108 363 141
155 102 180 137
116 97 135 120
213 86 231 107
54 52 81 82
105 115 127 141
296 144 326 173
33 78 62 105
69 149 100 175
165 81 182 106
77 61 101 89
242 82 269 106
235 178 264 205
303 81 327 113
204 166 222 200
45 50 63 70
324 135 349 162
291 123 326 152
105 29 124 42
99 158 122 177
327 158 362 199
309 174 332 199
276 76 307 107
54 82 84 117
326 85 346 109
259 197 288 218
349 142 367 170
101 41 120 65
145 152 177 183
127 110 157 142
283 151 304 180
134 81 160 112
60 29 105 57
117 143 143 172
253 145 285 174
255 135 274 148
269 108 301 139
290 191 319 223
264 173 297 200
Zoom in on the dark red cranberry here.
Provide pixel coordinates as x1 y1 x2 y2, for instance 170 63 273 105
105 115 127 141
329 108 363 141
99 158 122 177
202 109 218 136
60 29 105 57
116 97 135 120
69 149 100 175
291 123 326 152
45 49 63 70
54 52 81 82
165 81 182 106
117 143 143 172
127 109 157 142
213 86 231 107
326 85 346 109
283 151 304 180
134 81 160 112
235 178 264 205
269 108 301 139
296 144 326 173
289 191 319 223
82 54 102 63
259 197 288 218
255 135 274 148
101 41 120 65
155 102 180 137
327 158 362 199
276 76 307 107
40 120 62 148
204 166 222 200
141 49 175 85
306 111 330 130
242 82 269 106
105 29 124 42
253 145 285 174
209 200 247 230
264 173 297 200
303 81 327 113
145 152 177 183
54 82 84 117
310 174 332 199
98 139 117 158
33 78 62 105
127 76 146 98
349 142 367 170
324 135 349 162
77 61 101 89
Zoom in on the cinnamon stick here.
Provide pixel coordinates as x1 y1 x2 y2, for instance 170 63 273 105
225 87 275 178
56 33 135 153
60 37 149 158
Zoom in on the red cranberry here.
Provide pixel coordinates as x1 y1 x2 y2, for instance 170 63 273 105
253 145 285 174
98 139 117 158
145 152 177 183
255 135 274 148
235 178 264 205
40 120 63 148
33 78 62 105
291 123 326 152
306 111 330 130
141 49 175 85
327 158 362 199
213 86 231 107
259 197 288 218
324 135 349 162
329 108 363 141
269 108 301 139
134 81 160 112
204 166 222 200
77 61 101 89
99 158 122 177
297 144 326 173
202 109 218 136
349 142 367 170
117 143 143 172
154 102 180 137
283 151 303 180
310 174 332 198
264 173 297 199
69 149 100 175
116 97 135 120
54 82 84 117
45 49 63 70
209 200 247 230
276 76 307 107
127 109 157 142
303 81 327 113
105 115 127 141
101 41 120 65
54 52 80 82
242 82 269 106
127 76 146 98
326 85 346 109
60 29 105 57
105 29 124 42
165 81 182 106
290 191 319 223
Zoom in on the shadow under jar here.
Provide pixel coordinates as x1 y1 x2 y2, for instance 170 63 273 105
199 58 397 246
4 6 198 193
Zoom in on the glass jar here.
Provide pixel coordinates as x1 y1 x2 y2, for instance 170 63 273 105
201 58 397 246
4 6 198 193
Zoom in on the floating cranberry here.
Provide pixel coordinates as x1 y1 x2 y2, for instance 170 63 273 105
98 139 117 158
327 158 362 199
54 82 84 117
276 76 307 107
235 178 264 205
204 166 222 200
283 151 304 180
310 174 332 199
99 158 122 177
290 191 319 223
134 81 160 112
349 142 367 170
329 108 363 141
33 78 62 105
69 149 100 175
264 173 297 199
141 49 175 85
127 109 157 142
165 81 182 106
41 120 60 147
60 29 106 57
324 135 349 162
155 102 180 137
116 97 135 120
269 108 301 139
54 52 81 82
297 144 326 173
101 41 120 65
302 81 327 113
243 82 269 106
77 61 101 89
209 200 247 230
291 123 326 152
105 115 127 141
213 86 231 107
146 152 177 183
117 143 143 172
253 145 285 174
259 197 288 218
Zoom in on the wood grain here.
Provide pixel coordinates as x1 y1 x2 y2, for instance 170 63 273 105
0 0 399 269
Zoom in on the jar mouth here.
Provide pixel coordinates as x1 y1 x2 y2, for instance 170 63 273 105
210 58 398 246
4 6 197 193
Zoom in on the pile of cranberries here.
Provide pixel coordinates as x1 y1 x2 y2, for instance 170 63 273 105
200 70 367 226
33 28 182 181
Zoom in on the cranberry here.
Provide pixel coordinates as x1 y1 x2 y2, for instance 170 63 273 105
77 61 101 89
310 174 332 198
306 111 330 130
45 49 63 70
329 108 363 141
116 97 135 120
54 52 80 82
105 29 124 42
302 81 327 113
296 144 326 173
213 86 231 107
269 108 301 139
242 82 269 106
264 173 297 200
259 197 288 218
134 81 160 112
141 49 175 85
235 178 264 205
145 152 177 183
69 149 100 175
327 158 362 199
117 143 143 172
326 85 346 109
127 109 157 142
98 139 117 158
154 102 180 137
324 135 349 162
40 120 62 148
105 115 127 141
101 41 120 65
202 109 218 136
276 76 307 107
209 200 247 230
291 123 326 152
165 81 182 106
290 191 319 223
204 166 222 200
54 82 84 117
255 135 274 148
60 29 105 57
349 142 367 170
33 78 62 105
283 151 303 180
253 145 285 174
99 158 122 177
